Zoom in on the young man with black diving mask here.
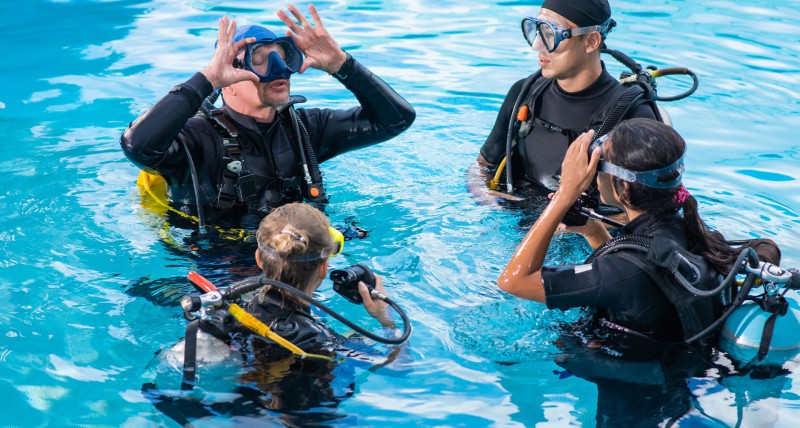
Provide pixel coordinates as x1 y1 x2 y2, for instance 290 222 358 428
469 0 659 204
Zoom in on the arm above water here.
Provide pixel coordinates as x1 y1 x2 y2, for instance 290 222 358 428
306 55 417 162
498 131 601 301
120 17 258 172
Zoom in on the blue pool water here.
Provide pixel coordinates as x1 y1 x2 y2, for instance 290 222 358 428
2 0 800 426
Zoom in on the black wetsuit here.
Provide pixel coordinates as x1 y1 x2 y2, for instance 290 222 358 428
542 212 717 342
121 54 415 226
230 290 342 359
480 64 656 190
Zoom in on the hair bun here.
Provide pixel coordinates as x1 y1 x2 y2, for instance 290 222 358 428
281 225 306 243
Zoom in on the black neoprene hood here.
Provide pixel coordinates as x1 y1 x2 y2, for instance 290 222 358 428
541 0 612 27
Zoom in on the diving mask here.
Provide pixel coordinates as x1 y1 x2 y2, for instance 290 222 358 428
521 17 614 53
233 38 304 82
593 133 685 189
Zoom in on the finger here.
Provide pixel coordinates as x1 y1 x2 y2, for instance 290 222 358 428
235 69 260 83
309 4 324 28
298 58 315 74
277 9 302 34
217 17 227 48
587 144 602 172
373 274 385 293
231 37 255 54
227 18 237 42
357 282 373 304
566 132 589 157
287 4 313 29
579 129 596 153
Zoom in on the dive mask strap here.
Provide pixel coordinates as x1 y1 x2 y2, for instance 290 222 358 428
599 153 685 189
259 226 344 262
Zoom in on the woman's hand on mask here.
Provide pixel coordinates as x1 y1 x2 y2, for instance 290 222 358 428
557 130 602 200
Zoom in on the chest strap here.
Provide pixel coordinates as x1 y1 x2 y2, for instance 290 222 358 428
206 110 260 209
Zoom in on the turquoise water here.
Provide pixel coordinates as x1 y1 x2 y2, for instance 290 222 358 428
2 0 800 426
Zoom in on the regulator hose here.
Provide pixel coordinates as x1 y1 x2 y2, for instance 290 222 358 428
649 67 699 102
262 278 412 345
187 274 412 345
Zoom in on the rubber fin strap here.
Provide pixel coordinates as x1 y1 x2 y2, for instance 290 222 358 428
181 319 200 390
227 303 337 362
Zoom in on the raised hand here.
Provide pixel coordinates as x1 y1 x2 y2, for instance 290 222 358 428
277 4 347 74
558 130 602 199
201 16 259 90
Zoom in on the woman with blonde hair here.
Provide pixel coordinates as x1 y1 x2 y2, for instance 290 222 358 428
148 202 401 423
245 202 395 353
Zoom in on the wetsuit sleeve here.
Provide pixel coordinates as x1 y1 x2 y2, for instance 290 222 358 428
302 54 416 163
479 78 526 167
119 72 214 172
542 255 652 311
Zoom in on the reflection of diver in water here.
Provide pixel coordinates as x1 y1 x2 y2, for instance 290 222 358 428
552 322 710 427
554 319 799 427
141 203 411 426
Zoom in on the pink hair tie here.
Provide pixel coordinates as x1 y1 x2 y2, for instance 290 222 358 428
673 186 690 205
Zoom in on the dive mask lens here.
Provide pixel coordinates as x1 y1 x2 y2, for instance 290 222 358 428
521 18 537 47
273 39 303 72
538 22 557 52
521 18 558 52
243 38 304 82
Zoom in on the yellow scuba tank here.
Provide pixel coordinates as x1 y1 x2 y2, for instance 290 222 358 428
135 170 249 241
137 171 171 216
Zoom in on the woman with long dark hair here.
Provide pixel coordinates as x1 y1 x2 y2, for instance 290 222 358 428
498 118 779 342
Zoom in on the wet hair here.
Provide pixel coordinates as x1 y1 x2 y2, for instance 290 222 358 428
255 203 335 299
607 118 780 273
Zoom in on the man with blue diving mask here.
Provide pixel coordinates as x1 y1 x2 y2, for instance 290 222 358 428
469 0 661 205
121 5 415 227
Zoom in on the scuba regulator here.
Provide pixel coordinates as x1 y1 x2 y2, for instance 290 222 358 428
560 193 625 228
719 253 800 367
